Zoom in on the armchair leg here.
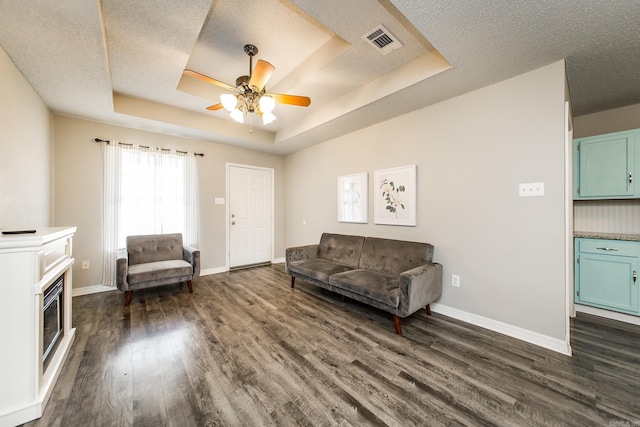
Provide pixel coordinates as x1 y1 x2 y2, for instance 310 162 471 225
187 280 193 293
392 314 402 336
291 276 295 289
124 291 133 307
426 304 432 316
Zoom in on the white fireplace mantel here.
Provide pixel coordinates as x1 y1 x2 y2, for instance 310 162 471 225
0 227 77 427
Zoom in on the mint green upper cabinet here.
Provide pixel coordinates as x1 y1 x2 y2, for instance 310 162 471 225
573 130 637 199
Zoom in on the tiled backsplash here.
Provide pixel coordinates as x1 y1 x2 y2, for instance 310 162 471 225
574 199 640 234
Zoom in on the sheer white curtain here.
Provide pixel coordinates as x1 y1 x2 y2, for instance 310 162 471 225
102 140 199 287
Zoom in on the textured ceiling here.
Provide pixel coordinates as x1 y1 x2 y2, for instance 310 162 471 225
0 0 638 154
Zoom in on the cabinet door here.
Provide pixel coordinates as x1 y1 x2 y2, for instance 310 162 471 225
576 252 638 314
576 132 634 198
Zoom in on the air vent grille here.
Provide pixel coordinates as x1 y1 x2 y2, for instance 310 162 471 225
362 25 403 55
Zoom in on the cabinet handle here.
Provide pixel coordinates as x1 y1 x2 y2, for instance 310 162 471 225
595 247 618 251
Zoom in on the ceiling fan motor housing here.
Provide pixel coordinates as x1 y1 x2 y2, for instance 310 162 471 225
236 75 250 87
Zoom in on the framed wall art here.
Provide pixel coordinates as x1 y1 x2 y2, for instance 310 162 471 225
374 165 417 226
337 172 368 223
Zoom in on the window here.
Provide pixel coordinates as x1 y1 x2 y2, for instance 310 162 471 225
102 141 199 287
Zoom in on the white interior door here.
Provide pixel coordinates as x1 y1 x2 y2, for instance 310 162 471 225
229 165 273 268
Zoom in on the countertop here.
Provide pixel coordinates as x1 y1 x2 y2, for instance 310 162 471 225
574 231 640 242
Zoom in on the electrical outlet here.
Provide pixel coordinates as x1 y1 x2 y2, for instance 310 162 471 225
82 260 90 270
452 274 460 287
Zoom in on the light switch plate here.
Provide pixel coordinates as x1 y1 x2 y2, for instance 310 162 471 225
519 182 544 197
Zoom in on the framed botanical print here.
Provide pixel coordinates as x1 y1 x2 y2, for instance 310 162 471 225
374 165 416 226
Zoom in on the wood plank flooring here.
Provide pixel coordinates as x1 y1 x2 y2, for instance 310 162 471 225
25 264 640 426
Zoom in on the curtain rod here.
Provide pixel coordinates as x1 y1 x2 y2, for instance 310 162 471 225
94 138 204 157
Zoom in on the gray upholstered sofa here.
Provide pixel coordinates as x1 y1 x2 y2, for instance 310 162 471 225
116 233 200 306
286 233 442 335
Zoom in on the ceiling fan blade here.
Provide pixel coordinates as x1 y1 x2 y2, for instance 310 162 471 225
206 103 224 111
268 93 311 107
183 69 236 92
249 60 275 92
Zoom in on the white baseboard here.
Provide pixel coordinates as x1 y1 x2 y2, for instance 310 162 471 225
575 304 640 326
430 303 571 356
200 266 228 276
72 284 116 297
201 260 284 277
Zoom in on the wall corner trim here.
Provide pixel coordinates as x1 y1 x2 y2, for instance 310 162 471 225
430 303 572 356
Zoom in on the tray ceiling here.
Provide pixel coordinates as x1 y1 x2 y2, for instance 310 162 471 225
0 0 638 154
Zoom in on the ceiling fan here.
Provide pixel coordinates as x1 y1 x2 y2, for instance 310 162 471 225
184 44 311 126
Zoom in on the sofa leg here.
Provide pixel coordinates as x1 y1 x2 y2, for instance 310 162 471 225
392 314 402 336
187 280 193 293
124 291 133 307
426 304 432 316
291 276 295 289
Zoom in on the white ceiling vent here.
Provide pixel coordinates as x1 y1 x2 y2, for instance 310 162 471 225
362 25 403 55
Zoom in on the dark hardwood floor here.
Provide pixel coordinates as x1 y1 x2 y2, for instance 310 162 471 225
26 264 640 426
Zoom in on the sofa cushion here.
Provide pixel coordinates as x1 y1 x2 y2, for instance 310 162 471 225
317 233 365 268
288 258 354 283
359 237 433 276
127 233 184 265
330 269 400 308
127 259 193 285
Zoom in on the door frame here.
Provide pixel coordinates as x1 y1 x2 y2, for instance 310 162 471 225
225 162 275 270
564 100 574 356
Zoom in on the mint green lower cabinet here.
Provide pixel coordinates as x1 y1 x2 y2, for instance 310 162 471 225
575 238 639 315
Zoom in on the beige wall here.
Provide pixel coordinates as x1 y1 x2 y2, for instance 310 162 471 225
53 115 285 289
573 102 640 138
0 46 51 228
285 61 568 341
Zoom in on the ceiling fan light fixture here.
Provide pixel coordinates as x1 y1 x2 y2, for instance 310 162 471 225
220 93 238 112
187 45 310 131
259 95 275 114
230 108 245 123
262 112 276 125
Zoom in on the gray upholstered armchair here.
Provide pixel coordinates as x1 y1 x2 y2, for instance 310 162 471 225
116 233 200 306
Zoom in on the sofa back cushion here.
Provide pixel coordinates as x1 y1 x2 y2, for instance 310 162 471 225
127 233 184 265
359 237 433 276
317 233 365 268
